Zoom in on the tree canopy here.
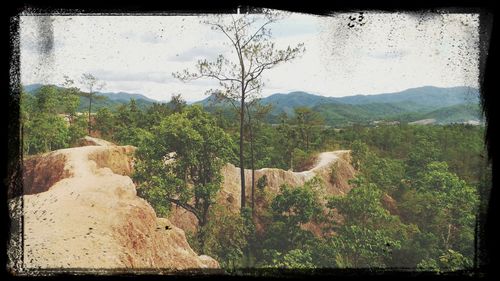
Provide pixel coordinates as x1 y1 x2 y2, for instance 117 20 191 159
173 11 305 212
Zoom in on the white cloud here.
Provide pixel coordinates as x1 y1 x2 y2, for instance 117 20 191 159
169 46 222 62
20 12 480 102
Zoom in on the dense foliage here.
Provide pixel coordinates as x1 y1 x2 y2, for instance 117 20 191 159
133 106 234 251
20 87 488 273
21 85 87 154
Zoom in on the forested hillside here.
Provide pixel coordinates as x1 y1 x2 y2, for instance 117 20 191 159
197 86 482 126
24 84 481 126
24 83 156 112
14 9 490 276
20 84 489 272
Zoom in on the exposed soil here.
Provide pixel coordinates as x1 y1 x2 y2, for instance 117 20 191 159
169 150 356 236
15 138 218 271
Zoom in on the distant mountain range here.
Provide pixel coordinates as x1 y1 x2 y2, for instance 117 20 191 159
97 91 157 103
198 86 478 109
196 86 482 125
24 84 482 126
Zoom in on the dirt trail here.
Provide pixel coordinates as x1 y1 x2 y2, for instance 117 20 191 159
169 150 355 233
312 151 348 171
13 141 218 272
255 150 349 179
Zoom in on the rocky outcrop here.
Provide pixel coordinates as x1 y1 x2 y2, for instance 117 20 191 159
225 150 355 209
22 152 72 195
169 150 356 234
15 138 218 272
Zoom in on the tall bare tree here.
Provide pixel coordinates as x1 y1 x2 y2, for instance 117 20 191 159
174 10 305 212
80 73 105 135
245 100 272 214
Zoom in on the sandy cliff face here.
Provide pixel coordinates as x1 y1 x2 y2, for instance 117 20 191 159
169 150 356 234
14 138 218 272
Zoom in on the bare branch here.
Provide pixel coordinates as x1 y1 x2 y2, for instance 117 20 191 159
244 43 305 90
215 91 240 112
166 197 202 223
206 21 238 49
172 13 305 213
241 18 276 49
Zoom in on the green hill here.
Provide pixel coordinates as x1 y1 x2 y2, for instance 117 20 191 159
196 86 481 126
419 103 483 124
25 84 481 126
334 86 479 107
311 101 482 126
23 84 158 112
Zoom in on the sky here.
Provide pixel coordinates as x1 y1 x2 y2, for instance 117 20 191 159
19 11 480 102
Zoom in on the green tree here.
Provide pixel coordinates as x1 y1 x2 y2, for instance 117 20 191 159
113 100 149 146
415 162 478 258
79 73 105 135
27 113 69 153
327 177 406 267
133 106 234 251
363 155 406 196
328 177 400 228
328 225 402 268
244 100 272 214
294 106 324 151
168 94 187 113
271 181 322 228
115 103 133 127
68 114 88 145
276 116 299 170
350 140 370 171
200 206 258 270
22 85 78 154
143 102 172 130
127 98 141 126
406 137 441 179
61 76 81 125
115 127 151 147
32 85 60 114
260 178 322 262
195 205 250 270
263 249 315 269
174 11 305 212
417 249 473 272
94 107 115 140
20 89 34 155
397 161 479 269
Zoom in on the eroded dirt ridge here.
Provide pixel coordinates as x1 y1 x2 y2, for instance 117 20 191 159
17 137 219 271
15 136 355 271
169 150 356 234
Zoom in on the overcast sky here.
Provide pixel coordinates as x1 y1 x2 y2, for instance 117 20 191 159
19 11 480 102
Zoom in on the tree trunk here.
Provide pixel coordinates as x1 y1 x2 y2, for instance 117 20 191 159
168 196 207 253
249 110 255 215
236 37 247 214
88 97 92 136
306 130 309 151
197 218 207 254
198 199 212 254
240 97 246 212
